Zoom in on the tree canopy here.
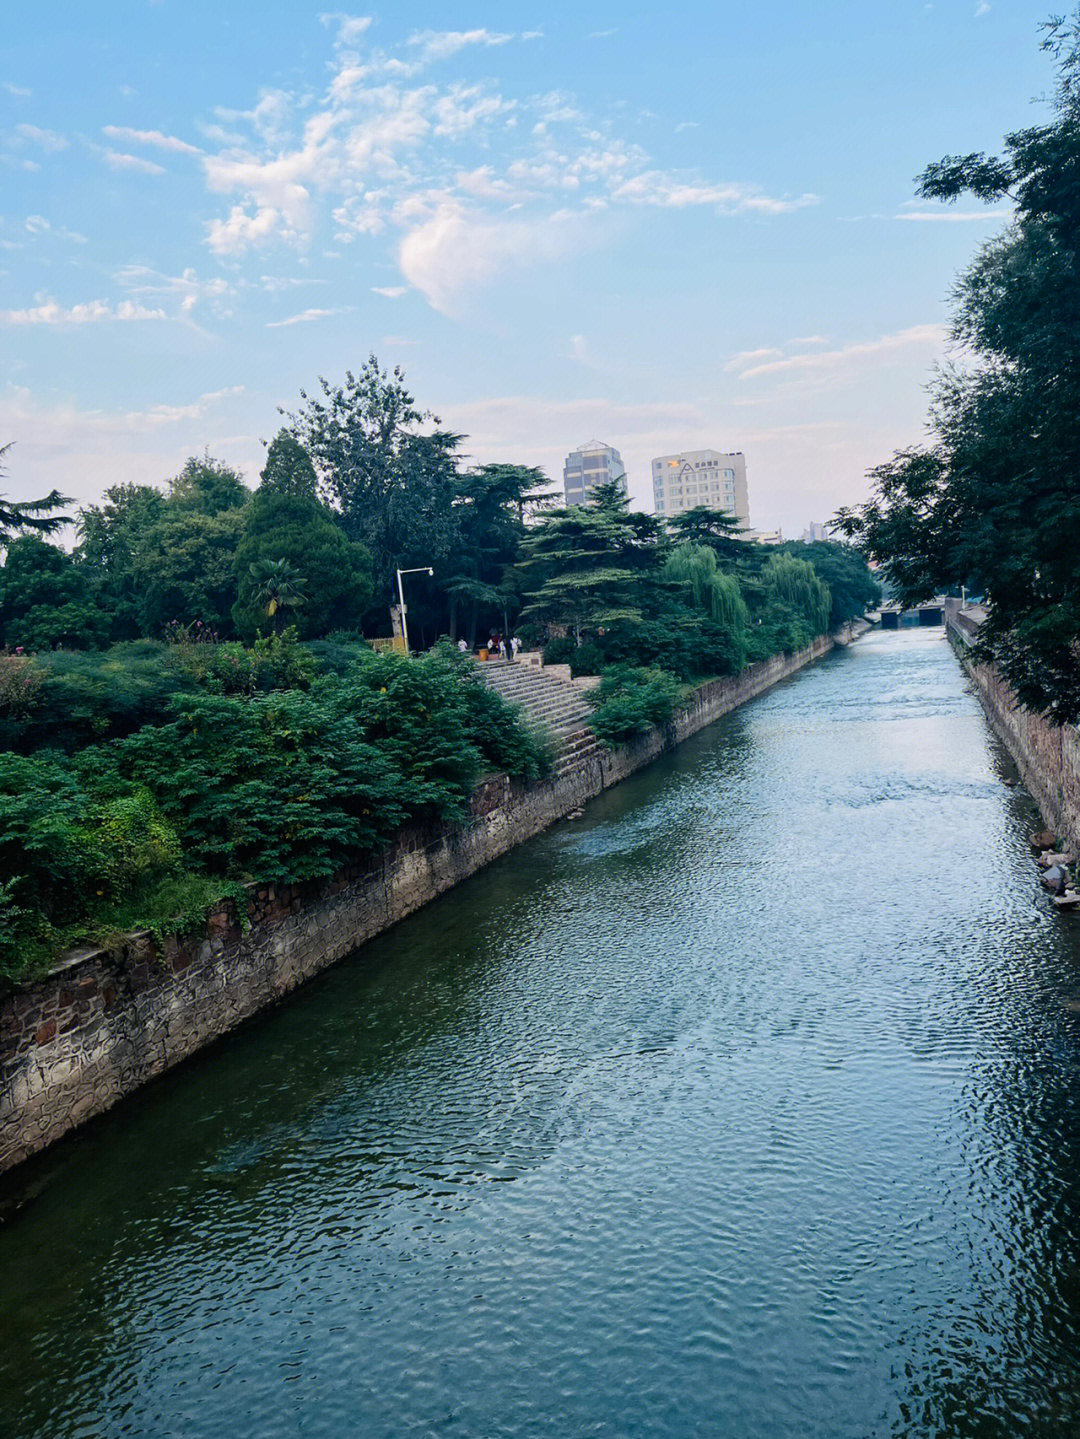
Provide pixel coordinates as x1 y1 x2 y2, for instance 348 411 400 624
835 16 1080 721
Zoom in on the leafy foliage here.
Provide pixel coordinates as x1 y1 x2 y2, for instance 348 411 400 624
232 489 372 640
587 665 690 745
835 18 1080 720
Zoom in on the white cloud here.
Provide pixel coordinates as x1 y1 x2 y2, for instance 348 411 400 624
408 29 513 63
2 82 31 98
206 205 285 254
103 149 166 175
1 298 169 325
896 207 1010 222
102 125 202 155
25 215 87 243
372 284 407 297
433 84 513 139
615 171 819 213
732 324 947 380
265 306 346 326
114 264 233 312
398 202 592 313
320 13 373 43
15 123 66 152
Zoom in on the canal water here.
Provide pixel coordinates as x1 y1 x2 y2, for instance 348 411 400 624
5 628 1080 1439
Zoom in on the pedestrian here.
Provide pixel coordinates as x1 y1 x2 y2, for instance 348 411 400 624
511 635 521 660
457 638 468 653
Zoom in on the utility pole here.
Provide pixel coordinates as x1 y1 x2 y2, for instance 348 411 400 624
395 567 434 654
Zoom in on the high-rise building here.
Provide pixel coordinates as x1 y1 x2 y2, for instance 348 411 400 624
651 450 749 526
563 440 627 506
800 521 830 543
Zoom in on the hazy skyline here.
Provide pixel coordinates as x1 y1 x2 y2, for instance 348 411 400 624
1 2 1053 532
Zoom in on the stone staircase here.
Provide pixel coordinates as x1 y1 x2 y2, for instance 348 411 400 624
476 660 604 776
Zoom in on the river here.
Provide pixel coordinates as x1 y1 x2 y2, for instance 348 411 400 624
5 627 1080 1438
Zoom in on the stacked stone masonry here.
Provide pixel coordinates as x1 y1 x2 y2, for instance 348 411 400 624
946 600 1080 853
0 633 835 1175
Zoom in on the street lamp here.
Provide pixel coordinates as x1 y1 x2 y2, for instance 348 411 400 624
395 566 433 654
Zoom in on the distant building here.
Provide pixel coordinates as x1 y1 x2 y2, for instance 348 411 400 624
563 440 627 506
651 450 750 527
800 521 830 543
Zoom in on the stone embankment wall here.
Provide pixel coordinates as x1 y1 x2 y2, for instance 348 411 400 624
0 632 836 1175
946 600 1080 851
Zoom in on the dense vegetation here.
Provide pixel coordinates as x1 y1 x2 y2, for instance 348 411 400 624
0 359 876 980
836 17 1080 722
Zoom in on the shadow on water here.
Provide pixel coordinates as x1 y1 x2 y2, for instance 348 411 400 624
7 630 1080 1438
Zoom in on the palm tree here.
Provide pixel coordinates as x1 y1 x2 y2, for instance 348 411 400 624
249 557 306 634
0 442 70 543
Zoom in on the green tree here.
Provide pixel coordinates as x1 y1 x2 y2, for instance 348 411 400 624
445 463 555 644
259 429 319 499
284 357 463 617
835 16 1080 719
519 481 667 645
0 536 107 650
231 489 373 640
246 558 306 635
0 442 70 544
77 484 168 641
169 454 250 516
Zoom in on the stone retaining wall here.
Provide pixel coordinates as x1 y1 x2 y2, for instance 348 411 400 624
946 600 1080 851
0 632 836 1175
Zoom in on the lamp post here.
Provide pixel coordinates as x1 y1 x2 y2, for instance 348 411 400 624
395 566 433 654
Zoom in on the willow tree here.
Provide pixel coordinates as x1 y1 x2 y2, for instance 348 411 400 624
761 554 832 637
663 542 749 630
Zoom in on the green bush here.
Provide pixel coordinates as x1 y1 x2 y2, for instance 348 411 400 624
11 642 198 752
542 636 575 666
587 665 690 745
569 641 603 677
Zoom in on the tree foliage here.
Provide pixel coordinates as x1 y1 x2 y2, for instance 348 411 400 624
835 16 1080 720
232 489 372 640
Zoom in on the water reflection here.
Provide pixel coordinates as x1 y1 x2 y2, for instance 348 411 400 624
5 629 1080 1438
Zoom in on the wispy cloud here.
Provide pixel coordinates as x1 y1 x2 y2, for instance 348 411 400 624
25 215 87 243
408 28 513 63
265 306 347 326
114 264 233 313
103 149 165 175
615 172 818 213
896 208 1010 222
102 125 202 155
2 82 31 98
1 298 169 325
731 324 947 380
15 123 66 152
372 284 407 297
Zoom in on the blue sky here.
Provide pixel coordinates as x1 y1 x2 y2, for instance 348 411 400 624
1 1 1054 533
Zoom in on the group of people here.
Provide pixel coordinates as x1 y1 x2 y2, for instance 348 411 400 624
455 635 521 661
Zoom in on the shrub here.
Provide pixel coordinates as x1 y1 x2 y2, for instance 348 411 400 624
569 641 603 677
587 665 690 745
542 636 575 666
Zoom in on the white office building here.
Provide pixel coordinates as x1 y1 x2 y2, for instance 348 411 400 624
651 450 750 526
563 440 627 506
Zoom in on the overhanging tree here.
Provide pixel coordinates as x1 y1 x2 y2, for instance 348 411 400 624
835 14 1080 720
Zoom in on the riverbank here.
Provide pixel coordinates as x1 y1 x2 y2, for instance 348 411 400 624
0 631 843 1175
946 599 1080 851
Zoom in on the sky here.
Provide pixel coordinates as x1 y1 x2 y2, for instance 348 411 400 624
0 1 1058 535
